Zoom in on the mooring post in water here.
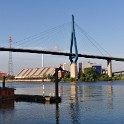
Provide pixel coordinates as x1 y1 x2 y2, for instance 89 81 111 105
2 76 6 88
42 84 45 96
56 101 59 124
55 68 59 101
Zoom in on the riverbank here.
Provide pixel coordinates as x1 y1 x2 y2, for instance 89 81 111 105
0 79 52 83
0 76 124 83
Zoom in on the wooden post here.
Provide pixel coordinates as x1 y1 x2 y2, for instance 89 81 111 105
55 68 58 101
56 102 59 123
2 76 6 88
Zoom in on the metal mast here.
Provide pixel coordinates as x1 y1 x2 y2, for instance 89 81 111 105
42 54 44 67
8 36 14 76
69 15 78 64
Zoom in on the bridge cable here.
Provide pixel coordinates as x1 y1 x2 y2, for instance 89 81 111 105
12 22 71 49
75 23 111 57
12 24 67 47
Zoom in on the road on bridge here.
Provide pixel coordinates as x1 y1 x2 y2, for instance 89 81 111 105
0 47 124 61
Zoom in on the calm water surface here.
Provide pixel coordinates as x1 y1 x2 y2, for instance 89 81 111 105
1 81 124 124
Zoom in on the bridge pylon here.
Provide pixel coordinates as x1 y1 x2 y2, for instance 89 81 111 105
69 15 78 79
107 59 112 78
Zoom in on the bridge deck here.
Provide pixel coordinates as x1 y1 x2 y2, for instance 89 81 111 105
0 47 124 61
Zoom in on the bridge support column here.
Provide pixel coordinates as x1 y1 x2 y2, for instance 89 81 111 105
107 59 112 78
70 63 78 79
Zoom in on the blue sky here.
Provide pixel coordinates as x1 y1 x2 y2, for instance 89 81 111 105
0 0 124 74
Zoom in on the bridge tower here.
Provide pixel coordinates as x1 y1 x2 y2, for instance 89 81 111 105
107 59 112 78
8 36 14 76
69 15 78 79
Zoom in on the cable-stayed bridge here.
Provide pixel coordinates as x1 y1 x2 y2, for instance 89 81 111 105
0 47 124 61
0 15 124 77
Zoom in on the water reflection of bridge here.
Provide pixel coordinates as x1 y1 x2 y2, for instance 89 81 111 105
69 83 114 123
70 83 113 102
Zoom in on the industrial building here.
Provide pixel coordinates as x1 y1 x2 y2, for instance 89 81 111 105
79 61 102 74
92 65 102 74
62 63 70 72
15 67 55 79
15 66 66 79
79 61 93 73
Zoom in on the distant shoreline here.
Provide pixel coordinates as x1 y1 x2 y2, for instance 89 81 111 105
0 79 52 83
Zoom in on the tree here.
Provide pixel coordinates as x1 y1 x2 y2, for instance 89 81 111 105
63 72 70 78
84 67 97 81
47 74 51 79
98 74 108 81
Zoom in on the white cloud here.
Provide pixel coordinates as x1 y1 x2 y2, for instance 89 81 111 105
48 45 61 51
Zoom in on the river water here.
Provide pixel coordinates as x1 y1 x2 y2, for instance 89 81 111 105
1 81 124 124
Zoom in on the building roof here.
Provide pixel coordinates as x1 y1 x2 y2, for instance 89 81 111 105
15 67 55 79
0 73 8 77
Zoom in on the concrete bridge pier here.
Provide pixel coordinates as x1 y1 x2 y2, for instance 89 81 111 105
70 63 78 79
107 59 112 78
